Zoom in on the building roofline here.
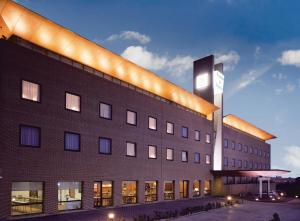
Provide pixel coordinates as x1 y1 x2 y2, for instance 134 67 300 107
0 0 218 117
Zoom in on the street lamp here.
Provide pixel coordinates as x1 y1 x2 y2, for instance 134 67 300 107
108 212 115 221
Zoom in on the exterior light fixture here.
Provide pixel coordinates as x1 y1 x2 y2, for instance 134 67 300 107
272 198 276 201
108 213 115 220
255 197 259 201
227 196 232 201
295 195 299 199
280 192 284 197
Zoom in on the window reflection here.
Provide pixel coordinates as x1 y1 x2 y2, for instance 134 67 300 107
58 182 82 211
93 181 113 207
122 181 137 204
145 181 157 202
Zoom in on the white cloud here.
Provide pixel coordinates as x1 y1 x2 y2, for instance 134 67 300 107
275 83 295 95
227 66 270 97
283 146 300 169
272 73 287 80
121 46 194 78
215 50 240 71
278 50 300 67
107 31 151 44
254 46 261 58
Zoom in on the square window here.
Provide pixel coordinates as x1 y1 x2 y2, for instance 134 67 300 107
58 182 82 211
148 145 157 159
181 151 188 162
194 153 200 163
99 137 111 154
232 141 236 150
224 157 228 166
244 145 248 153
195 130 200 141
181 127 188 138
20 125 40 147
166 148 174 161
205 154 211 164
238 143 242 151
224 139 228 148
148 116 157 130
66 92 80 112
166 122 174 134
126 110 137 125
21 80 40 102
126 142 136 157
65 132 80 151
232 159 236 167
205 134 211 144
100 102 112 119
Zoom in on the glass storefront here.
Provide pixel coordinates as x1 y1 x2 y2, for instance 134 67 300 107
11 182 43 216
204 180 211 196
122 181 137 204
179 180 189 198
164 181 175 200
145 181 157 202
93 181 113 207
58 182 82 211
193 180 201 197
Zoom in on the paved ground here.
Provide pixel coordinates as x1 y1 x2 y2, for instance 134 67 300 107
174 199 300 221
15 197 224 221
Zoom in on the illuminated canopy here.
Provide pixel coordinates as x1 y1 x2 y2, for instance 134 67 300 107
0 0 218 117
223 114 276 141
211 169 290 177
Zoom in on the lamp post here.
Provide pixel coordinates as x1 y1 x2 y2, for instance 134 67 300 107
108 212 115 221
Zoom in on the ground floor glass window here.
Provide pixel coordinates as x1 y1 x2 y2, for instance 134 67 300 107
204 180 211 196
179 180 189 198
145 181 157 202
122 181 137 204
58 182 82 211
164 181 175 200
93 181 113 207
11 182 43 216
193 180 201 197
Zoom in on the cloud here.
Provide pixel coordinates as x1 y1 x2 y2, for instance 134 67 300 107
121 46 195 79
215 50 240 71
278 50 300 67
227 66 270 97
275 83 295 95
272 73 287 80
107 31 151 44
283 146 300 169
254 46 261 58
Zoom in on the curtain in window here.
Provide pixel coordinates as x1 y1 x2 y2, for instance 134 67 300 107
100 103 111 119
126 143 135 156
22 80 40 102
127 111 136 125
148 117 156 130
66 93 80 111
99 138 111 154
65 133 80 150
20 126 40 146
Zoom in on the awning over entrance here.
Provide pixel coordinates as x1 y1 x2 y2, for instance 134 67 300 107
211 169 290 177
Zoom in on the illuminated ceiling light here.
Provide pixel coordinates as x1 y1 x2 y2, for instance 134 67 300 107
14 19 28 35
196 73 209 90
143 77 150 89
116 65 125 77
154 83 161 94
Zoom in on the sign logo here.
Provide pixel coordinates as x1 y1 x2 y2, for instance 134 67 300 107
213 70 224 95
196 73 209 90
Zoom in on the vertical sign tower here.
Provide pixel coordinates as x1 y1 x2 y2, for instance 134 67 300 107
193 55 224 171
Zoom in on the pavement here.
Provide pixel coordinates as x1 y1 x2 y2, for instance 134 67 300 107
174 199 300 221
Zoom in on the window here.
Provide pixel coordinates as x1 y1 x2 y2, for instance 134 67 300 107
65 92 80 112
145 181 157 202
204 180 211 196
21 80 40 102
11 182 43 216
148 116 157 130
249 161 253 169
93 181 113 207
193 180 201 197
232 159 236 167
99 137 111 154
179 180 189 198
64 132 80 151
244 145 248 153
205 133 211 143
20 125 40 147
126 142 136 157
249 146 253 154
58 182 82 211
224 139 228 148
181 126 188 138
148 145 157 159
194 152 200 164
166 148 174 161
237 160 242 168
232 141 236 150
166 122 174 134
195 130 200 141
224 157 228 167
181 151 188 162
244 160 248 169
126 110 137 125
99 102 112 119
205 154 211 164
164 181 175 200
238 143 242 151
122 181 137 204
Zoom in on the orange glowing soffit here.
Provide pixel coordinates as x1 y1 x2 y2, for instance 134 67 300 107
0 0 218 117
223 114 276 141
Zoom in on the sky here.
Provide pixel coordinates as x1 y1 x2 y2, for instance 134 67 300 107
16 0 300 177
